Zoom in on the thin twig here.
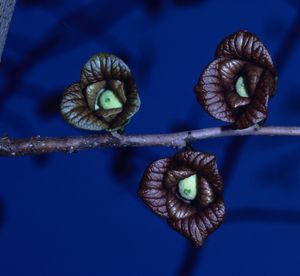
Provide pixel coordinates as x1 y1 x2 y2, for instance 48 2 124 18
0 0 16 62
1 125 300 156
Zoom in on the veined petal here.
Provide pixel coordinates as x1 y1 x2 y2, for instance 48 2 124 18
168 197 225 246
215 30 276 75
60 83 108 131
138 158 172 218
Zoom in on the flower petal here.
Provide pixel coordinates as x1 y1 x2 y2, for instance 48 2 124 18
168 197 225 246
60 83 108 131
196 176 215 208
234 70 275 129
164 168 195 189
108 80 127 104
243 63 264 95
215 30 276 75
166 192 197 220
109 80 141 130
194 58 239 123
80 54 132 88
226 92 251 109
138 158 172 218
86 81 107 110
96 107 123 122
174 151 223 193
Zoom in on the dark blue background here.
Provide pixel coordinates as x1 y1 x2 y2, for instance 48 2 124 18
1 0 300 275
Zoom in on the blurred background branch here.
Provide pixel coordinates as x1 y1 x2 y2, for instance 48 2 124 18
0 0 16 62
1 125 300 156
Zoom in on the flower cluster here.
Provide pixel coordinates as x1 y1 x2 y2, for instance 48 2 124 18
60 31 278 246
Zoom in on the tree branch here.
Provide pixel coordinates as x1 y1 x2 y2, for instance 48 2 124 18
1 125 300 157
0 0 16 62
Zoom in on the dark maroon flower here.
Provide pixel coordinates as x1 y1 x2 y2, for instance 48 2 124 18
138 151 225 246
194 30 277 129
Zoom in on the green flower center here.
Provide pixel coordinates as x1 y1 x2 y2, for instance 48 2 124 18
235 76 249 98
95 89 123 110
178 174 197 200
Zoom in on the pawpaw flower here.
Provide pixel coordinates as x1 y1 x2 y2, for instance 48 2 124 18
194 30 277 129
138 151 225 246
61 54 140 131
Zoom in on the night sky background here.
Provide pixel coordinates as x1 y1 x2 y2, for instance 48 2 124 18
1 0 300 275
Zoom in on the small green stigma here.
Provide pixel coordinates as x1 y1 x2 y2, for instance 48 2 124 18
95 89 123 110
235 76 249 98
178 174 197 201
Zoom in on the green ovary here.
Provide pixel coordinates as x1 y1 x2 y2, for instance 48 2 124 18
96 89 123 110
235 76 249 98
178 174 197 200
